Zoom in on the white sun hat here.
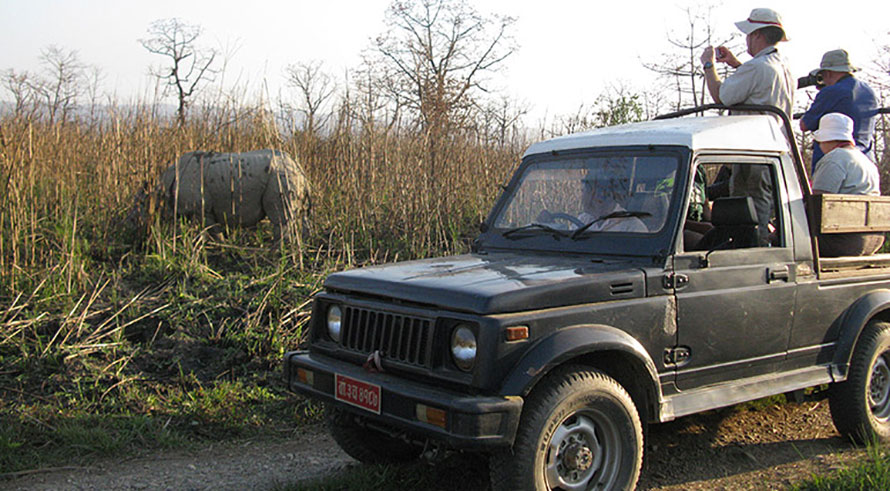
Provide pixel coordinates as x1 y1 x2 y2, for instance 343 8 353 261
734 8 789 41
813 113 854 143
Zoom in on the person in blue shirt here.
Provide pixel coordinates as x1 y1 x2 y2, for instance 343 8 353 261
800 49 878 169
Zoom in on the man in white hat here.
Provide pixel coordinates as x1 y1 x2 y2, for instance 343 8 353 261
811 112 883 256
700 7 794 119
800 49 878 168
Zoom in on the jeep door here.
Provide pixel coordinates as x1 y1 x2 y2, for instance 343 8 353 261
671 156 796 390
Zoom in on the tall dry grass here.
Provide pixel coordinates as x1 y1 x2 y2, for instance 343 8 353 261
0 96 524 472
0 95 523 307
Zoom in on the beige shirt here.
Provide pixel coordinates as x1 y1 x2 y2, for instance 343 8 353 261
719 46 794 119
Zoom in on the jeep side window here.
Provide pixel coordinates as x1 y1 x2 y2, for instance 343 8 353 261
685 161 782 251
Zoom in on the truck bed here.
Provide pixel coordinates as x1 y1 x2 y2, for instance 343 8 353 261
811 194 890 276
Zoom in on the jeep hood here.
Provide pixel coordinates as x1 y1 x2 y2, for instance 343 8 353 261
323 252 648 314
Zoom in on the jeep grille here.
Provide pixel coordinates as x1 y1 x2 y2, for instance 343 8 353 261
340 306 433 367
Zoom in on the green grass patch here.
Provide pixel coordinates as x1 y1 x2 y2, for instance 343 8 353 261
793 443 890 490
0 223 335 475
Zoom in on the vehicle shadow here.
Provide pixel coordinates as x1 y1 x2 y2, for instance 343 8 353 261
384 399 859 490
637 399 858 489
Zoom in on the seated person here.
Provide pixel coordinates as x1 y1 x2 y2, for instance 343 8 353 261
811 113 884 256
538 169 647 233
577 176 647 233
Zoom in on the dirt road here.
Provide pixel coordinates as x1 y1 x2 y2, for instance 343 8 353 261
4 399 866 490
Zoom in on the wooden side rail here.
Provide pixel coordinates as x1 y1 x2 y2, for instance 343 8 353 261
809 194 890 234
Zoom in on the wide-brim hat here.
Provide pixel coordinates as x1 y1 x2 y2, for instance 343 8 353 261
817 49 859 73
734 8 789 41
813 113 854 143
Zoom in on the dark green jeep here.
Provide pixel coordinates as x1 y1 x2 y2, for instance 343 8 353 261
285 106 890 490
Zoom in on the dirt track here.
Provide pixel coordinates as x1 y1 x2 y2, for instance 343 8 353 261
4 399 867 490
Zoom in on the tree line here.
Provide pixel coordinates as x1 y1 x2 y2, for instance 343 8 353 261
3 1 890 170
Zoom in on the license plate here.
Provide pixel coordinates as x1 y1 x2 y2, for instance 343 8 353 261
334 374 381 414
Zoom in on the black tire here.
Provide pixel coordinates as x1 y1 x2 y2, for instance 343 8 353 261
325 406 422 464
490 366 643 491
829 319 890 444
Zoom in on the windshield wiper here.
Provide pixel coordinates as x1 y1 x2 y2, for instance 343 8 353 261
502 222 571 239
570 210 652 239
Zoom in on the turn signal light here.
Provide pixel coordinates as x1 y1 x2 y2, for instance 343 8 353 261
296 368 314 386
416 404 447 429
505 326 529 341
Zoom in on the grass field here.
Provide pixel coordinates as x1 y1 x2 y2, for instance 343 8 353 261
0 102 521 474
2 101 888 489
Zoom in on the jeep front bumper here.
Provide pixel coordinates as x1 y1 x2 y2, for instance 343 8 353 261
284 350 523 448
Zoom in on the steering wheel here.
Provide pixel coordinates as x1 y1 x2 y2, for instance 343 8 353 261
547 212 585 228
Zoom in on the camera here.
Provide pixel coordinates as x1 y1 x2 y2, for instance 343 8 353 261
798 70 824 89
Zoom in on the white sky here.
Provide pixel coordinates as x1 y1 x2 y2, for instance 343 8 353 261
1 0 889 120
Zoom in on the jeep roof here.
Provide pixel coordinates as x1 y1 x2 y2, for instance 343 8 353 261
524 115 789 157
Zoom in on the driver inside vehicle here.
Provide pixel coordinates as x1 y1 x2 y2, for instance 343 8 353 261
538 170 648 233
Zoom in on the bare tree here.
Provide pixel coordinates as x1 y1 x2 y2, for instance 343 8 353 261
285 60 336 137
641 4 737 110
84 66 105 126
32 45 86 124
140 18 218 126
373 0 517 142
2 69 35 117
481 94 528 148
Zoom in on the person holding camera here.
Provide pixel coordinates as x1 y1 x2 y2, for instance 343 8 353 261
700 8 793 245
799 49 878 168
700 8 794 119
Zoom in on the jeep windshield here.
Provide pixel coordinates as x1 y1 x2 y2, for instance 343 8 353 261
483 148 687 257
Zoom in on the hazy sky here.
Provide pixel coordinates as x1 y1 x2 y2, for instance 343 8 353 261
1 0 888 119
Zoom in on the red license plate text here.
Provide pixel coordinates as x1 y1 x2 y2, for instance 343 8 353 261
335 374 381 414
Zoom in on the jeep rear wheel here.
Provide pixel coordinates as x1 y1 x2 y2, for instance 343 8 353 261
325 406 422 464
490 366 643 491
829 319 890 444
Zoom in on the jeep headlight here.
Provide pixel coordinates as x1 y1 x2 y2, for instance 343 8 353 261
450 325 477 372
327 305 342 343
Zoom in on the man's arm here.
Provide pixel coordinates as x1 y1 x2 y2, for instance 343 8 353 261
801 87 840 132
703 65 723 104
701 47 723 104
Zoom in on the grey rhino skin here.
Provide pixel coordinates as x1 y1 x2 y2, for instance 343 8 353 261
156 149 310 242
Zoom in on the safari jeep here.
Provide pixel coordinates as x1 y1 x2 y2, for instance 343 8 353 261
285 105 890 490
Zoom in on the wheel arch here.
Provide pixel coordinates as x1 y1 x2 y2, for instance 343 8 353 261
834 289 890 378
499 325 663 423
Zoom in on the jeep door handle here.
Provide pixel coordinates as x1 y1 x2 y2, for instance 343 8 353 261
768 267 789 282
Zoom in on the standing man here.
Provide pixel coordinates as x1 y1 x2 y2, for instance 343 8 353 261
700 7 794 119
811 113 883 256
800 49 878 168
700 8 794 245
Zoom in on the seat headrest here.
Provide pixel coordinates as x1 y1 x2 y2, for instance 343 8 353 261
710 196 758 226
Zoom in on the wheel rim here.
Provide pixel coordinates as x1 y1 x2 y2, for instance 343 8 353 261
544 409 623 490
869 353 890 421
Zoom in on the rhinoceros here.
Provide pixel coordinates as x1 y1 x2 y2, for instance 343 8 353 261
131 149 311 243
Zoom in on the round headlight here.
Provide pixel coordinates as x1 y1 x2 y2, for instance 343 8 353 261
327 305 342 343
450 325 477 372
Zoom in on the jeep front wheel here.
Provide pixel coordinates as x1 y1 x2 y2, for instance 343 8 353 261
490 366 643 491
829 319 890 444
